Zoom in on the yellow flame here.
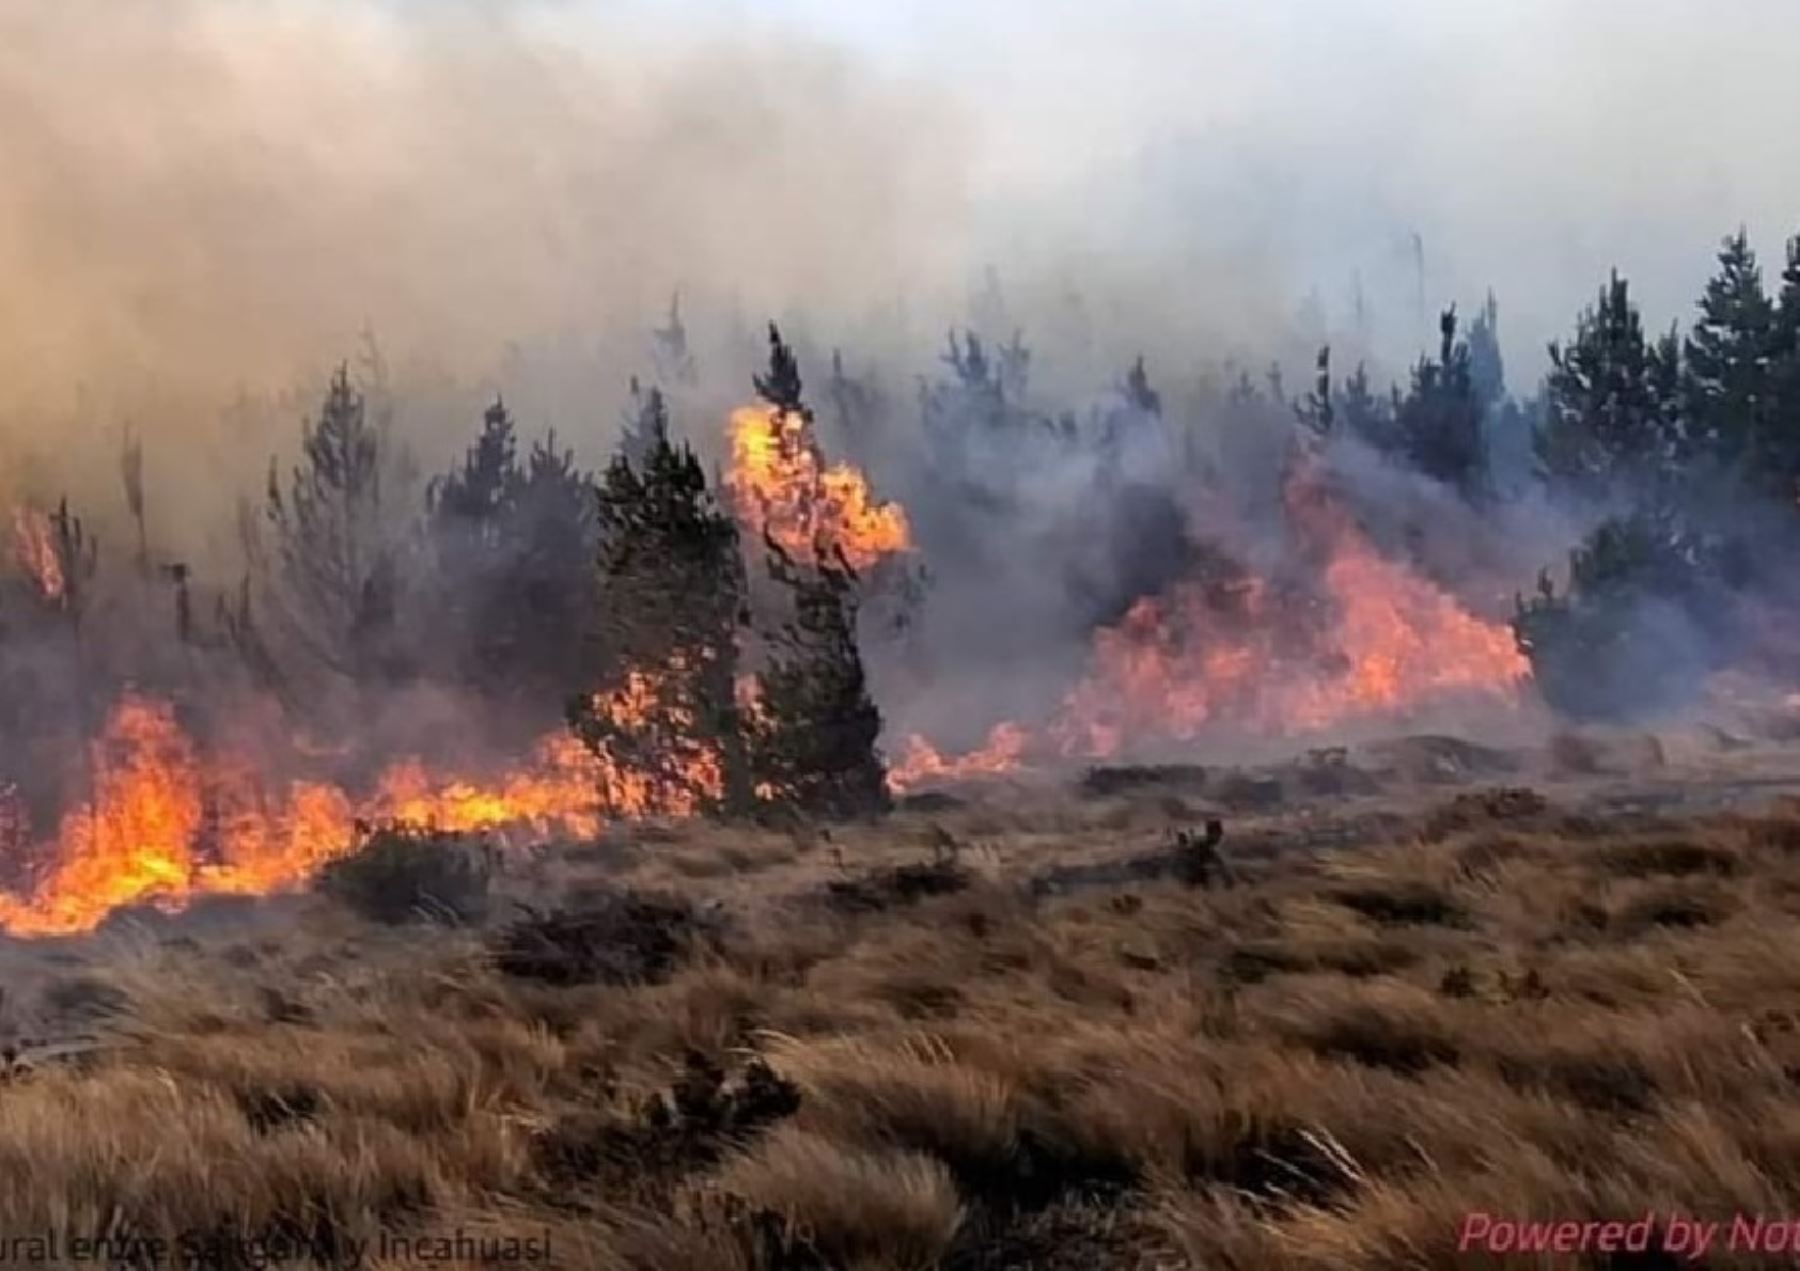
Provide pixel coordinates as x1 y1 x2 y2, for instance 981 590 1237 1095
726 404 910 570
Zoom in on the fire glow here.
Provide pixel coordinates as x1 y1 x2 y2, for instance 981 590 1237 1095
11 506 64 603
726 404 911 570
1 412 1532 932
887 467 1530 791
0 694 617 938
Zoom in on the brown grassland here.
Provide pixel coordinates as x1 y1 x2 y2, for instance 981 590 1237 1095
9 726 1800 1268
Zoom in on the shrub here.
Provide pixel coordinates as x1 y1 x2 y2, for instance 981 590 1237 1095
491 888 720 986
1514 511 1736 721
314 825 494 925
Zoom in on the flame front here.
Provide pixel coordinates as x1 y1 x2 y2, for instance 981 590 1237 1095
1052 522 1529 758
888 468 1530 785
726 404 910 569
0 694 631 937
886 722 1029 794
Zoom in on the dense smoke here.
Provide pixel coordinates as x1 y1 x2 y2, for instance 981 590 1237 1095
7 3 1800 489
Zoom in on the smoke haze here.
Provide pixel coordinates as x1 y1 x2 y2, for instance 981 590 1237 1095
2 0 1797 536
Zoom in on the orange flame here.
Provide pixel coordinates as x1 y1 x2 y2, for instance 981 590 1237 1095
571 666 726 818
887 464 1530 778
726 404 910 569
1051 523 1528 757
885 722 1029 794
0 693 667 938
11 506 64 602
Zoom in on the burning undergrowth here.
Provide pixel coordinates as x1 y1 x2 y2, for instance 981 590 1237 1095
6 225 1800 935
0 318 1596 937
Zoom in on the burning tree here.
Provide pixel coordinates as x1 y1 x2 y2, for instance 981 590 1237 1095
571 400 753 817
733 325 892 815
750 538 889 817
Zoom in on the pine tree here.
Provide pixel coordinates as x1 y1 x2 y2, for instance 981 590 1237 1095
651 292 696 386
571 415 752 816
262 364 400 681
504 429 600 697
750 538 889 817
1536 273 1684 499
618 378 670 472
1513 507 1732 720
827 349 884 456
1467 290 1506 411
1296 346 1333 437
1685 229 1777 479
1761 233 1800 495
1395 307 1488 497
742 327 889 816
430 397 516 545
427 397 598 715
1340 361 1399 453
1123 354 1163 418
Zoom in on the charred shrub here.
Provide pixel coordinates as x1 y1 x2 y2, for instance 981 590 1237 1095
1077 764 1207 798
1421 786 1549 841
1598 838 1741 878
492 888 721 986
1298 1003 1461 1075
1331 881 1469 928
533 1051 800 1194
315 825 494 925
823 858 971 915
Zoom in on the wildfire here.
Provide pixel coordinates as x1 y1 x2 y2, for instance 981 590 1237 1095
0 693 646 938
888 468 1531 782
726 404 911 570
11 506 64 602
571 667 726 817
1052 524 1529 757
885 722 1030 794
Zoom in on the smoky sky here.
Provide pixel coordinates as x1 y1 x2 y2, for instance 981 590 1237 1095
2 0 1798 510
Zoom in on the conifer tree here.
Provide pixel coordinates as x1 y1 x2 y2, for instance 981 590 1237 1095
1685 229 1777 479
827 349 884 454
751 537 889 817
1513 507 1733 720
1536 273 1684 499
650 292 696 386
743 326 889 816
1758 233 1800 494
1297 346 1333 437
1467 290 1507 411
430 397 516 539
263 364 400 682
1395 307 1488 497
427 397 597 713
1339 361 1399 453
570 406 752 816
617 378 669 473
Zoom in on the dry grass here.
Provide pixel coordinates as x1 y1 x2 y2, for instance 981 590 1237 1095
14 739 1800 1266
